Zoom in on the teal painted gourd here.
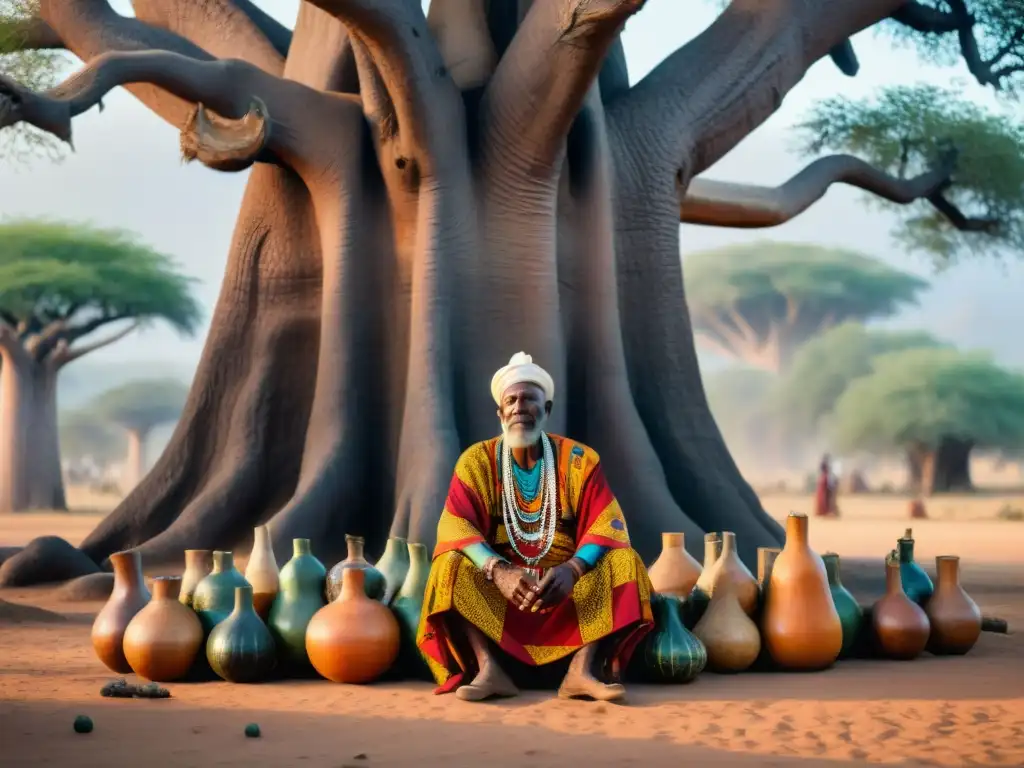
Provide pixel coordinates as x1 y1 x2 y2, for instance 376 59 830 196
635 593 706 683
897 529 934 606
390 542 432 680
822 552 864 658
191 551 250 635
326 535 387 603
375 537 411 605
206 586 276 683
268 538 326 668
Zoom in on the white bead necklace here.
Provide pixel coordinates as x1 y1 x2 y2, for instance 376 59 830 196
501 432 558 566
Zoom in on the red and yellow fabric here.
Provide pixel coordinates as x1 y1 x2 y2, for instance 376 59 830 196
416 435 654 693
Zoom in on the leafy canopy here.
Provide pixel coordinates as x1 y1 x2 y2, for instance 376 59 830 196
830 347 1024 453
0 220 202 338
0 0 66 163
685 241 929 327
90 378 189 432
797 85 1024 262
59 409 125 464
767 322 951 438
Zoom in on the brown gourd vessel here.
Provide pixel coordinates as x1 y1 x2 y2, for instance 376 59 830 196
244 525 280 620
306 567 400 683
872 553 930 660
647 532 702 597
926 555 982 655
123 576 204 682
762 513 842 670
692 533 722 597
700 532 758 616
756 547 782 610
91 550 151 673
692 571 761 673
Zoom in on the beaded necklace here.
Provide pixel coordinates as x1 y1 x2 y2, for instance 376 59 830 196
500 433 558 566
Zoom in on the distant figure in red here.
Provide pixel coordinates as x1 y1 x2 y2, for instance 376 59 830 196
815 454 839 518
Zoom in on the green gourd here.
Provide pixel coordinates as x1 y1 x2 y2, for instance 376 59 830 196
374 536 411 605
822 552 864 658
897 529 934 606
268 538 326 668
206 586 276 683
191 551 250 635
633 593 707 683
390 542 432 680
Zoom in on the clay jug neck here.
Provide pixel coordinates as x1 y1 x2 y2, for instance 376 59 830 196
212 550 234 573
152 576 182 601
253 525 270 548
719 532 737 559
662 532 685 550
382 537 408 562
822 553 842 587
884 560 904 596
184 549 213 570
758 547 781 585
345 535 368 564
785 513 809 548
399 543 430 599
293 538 311 557
339 567 367 602
703 534 722 566
897 535 915 563
233 585 255 615
936 555 961 589
109 550 144 593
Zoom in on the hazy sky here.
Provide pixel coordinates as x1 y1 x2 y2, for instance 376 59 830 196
2 0 1021 372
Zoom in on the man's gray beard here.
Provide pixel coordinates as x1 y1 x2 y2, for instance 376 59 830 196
501 411 548 451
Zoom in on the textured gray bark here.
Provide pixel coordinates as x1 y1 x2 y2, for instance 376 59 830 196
0 0 932 585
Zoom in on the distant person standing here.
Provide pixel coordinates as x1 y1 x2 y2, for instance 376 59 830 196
815 454 840 518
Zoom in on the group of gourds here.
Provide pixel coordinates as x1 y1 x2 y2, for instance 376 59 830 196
91 529 432 685
636 515 984 683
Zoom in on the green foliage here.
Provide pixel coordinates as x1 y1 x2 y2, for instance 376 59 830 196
796 85 1024 262
768 322 950 438
830 347 1024 454
59 409 125 463
0 0 66 163
90 378 189 432
0 220 202 345
685 242 929 340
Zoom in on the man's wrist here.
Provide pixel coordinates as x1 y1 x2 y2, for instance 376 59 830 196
483 556 508 581
565 557 587 582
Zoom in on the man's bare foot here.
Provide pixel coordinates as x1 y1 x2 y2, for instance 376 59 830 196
455 665 519 702
557 670 626 702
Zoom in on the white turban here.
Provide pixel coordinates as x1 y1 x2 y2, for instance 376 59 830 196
490 352 555 405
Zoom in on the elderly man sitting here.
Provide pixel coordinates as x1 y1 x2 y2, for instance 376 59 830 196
417 352 654 702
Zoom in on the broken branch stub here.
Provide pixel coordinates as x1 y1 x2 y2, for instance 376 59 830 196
179 98 270 172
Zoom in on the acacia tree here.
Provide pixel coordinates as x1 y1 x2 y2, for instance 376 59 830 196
59 408 124 466
91 378 188 491
0 221 200 513
830 347 1024 494
0 0 1017 584
685 243 929 371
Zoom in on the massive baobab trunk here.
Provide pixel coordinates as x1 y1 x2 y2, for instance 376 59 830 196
906 439 974 496
0 0 944 585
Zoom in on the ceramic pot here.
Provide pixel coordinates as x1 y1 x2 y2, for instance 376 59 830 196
206 586 276 683
762 513 842 671
268 538 327 668
179 549 214 609
633 593 707 683
326 535 387 603
821 552 864 659
244 525 280 621
307 568 400 683
684 533 722 625
926 555 981 655
123 576 204 682
391 542 432 680
192 551 250 634
91 550 151 673
647 532 702 598
872 554 930 660
756 547 782 610
692 571 761 673
375 536 411 605
897 528 934 606
700 532 758 616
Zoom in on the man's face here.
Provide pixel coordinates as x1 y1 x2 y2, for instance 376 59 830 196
498 382 552 449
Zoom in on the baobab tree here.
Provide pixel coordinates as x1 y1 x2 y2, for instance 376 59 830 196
0 220 199 514
0 0 1018 586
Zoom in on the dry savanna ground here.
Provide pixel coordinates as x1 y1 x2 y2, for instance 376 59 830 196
1 484 1022 767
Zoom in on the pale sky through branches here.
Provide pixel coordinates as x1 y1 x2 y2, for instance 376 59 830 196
1 0 1021 372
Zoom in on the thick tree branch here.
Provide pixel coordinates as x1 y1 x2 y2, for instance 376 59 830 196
482 0 643 177
52 320 141 368
282 3 357 92
0 51 277 168
612 0 910 178
829 39 860 76
130 0 287 74
679 153 964 229
890 2 961 33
